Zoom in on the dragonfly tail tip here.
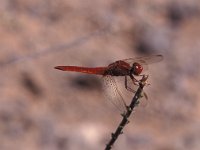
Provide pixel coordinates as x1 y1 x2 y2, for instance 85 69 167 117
54 66 63 70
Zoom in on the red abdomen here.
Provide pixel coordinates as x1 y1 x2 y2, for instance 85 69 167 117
54 66 106 75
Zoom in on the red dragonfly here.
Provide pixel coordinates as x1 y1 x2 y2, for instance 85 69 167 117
55 54 163 111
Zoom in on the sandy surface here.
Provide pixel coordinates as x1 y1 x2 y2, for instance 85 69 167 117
1 0 200 150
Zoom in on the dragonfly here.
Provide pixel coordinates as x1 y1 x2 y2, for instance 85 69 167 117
55 54 163 112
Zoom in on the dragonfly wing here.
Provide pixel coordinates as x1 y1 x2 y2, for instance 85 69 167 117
102 75 147 112
121 54 163 72
102 75 127 113
122 54 163 65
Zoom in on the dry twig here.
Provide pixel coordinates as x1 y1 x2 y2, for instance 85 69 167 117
105 75 149 150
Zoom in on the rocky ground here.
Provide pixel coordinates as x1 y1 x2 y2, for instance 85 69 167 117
1 0 200 150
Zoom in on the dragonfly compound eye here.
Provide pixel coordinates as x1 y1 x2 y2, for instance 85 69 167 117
132 62 143 75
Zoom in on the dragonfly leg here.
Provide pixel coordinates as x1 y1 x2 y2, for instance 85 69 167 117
124 76 136 93
130 74 140 86
138 74 150 86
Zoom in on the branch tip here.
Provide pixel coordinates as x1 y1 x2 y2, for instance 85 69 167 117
104 74 149 150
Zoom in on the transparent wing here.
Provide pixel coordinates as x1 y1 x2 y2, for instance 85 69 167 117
122 54 163 64
119 54 163 73
122 54 163 66
102 75 127 113
102 75 149 112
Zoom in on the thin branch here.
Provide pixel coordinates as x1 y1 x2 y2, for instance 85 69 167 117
0 26 109 68
105 75 149 150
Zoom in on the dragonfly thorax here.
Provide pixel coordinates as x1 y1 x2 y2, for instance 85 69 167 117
104 60 131 76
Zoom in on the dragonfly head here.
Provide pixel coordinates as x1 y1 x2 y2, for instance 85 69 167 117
131 62 143 76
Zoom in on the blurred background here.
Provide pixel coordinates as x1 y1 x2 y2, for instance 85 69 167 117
1 0 200 150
